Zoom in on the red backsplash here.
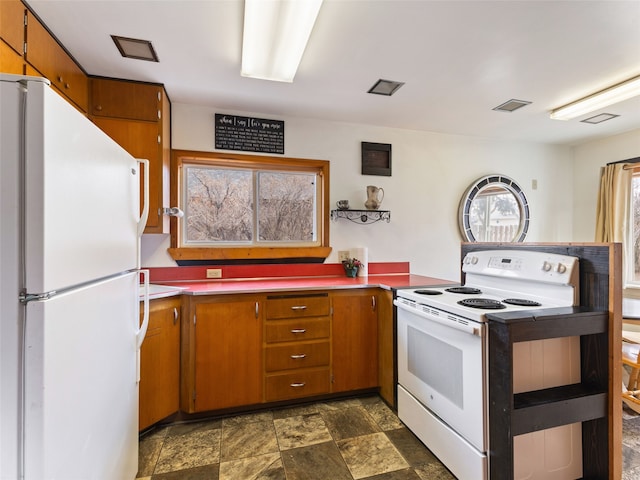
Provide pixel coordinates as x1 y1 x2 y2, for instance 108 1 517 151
145 262 410 283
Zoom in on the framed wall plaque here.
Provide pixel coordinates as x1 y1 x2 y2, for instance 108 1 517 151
361 142 392 176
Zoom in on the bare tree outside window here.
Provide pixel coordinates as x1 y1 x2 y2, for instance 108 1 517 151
185 167 252 242
183 165 318 246
258 172 316 242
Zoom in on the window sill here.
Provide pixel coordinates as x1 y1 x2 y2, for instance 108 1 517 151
168 246 332 264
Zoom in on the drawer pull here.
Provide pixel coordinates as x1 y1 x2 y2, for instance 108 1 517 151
290 382 306 388
290 354 306 359
290 328 306 334
291 305 307 311
173 307 178 325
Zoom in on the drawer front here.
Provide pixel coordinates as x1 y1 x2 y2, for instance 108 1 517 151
266 295 330 319
265 318 330 343
265 341 330 372
265 368 330 402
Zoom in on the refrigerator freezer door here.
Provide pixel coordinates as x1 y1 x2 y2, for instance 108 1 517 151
23 272 139 480
23 79 139 293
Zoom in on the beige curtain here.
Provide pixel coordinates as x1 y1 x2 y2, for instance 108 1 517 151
595 163 632 279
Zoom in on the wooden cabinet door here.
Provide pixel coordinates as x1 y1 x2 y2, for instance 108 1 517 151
89 79 170 234
25 12 88 111
192 297 263 412
0 0 25 56
1 39 24 74
90 78 160 121
90 117 164 231
331 290 379 392
139 297 181 431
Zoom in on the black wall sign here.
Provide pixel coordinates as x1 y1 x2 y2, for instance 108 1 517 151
215 114 285 154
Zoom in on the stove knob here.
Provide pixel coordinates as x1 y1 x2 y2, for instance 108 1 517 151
471 256 478 265
556 263 567 274
542 261 552 272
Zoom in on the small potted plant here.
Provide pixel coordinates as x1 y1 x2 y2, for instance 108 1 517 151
342 257 362 278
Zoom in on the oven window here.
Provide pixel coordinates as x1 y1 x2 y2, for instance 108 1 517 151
407 326 463 408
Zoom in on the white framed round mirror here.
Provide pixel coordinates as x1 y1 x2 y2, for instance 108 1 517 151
458 174 530 242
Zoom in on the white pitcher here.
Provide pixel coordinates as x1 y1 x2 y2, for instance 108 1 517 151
365 185 384 210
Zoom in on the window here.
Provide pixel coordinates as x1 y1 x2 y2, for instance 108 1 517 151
169 151 331 263
631 168 640 284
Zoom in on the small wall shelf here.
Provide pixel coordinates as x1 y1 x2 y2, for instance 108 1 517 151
331 209 391 224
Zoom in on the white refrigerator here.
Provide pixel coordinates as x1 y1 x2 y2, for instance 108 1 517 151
1 74 149 479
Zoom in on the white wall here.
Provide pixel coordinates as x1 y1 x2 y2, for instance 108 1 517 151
571 129 640 241
142 103 578 281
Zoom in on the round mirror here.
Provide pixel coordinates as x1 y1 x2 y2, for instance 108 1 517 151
458 174 529 242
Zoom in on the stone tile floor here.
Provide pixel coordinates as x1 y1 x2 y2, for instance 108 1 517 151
137 395 455 480
138 394 640 480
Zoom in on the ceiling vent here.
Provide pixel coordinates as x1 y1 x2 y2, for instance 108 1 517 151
492 99 531 112
581 113 619 124
368 79 405 96
111 35 159 62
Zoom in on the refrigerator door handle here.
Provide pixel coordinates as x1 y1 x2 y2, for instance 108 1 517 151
137 159 149 238
137 269 150 350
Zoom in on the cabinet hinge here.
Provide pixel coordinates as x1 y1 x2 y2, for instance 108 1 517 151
157 135 161 144
192 390 196 402
330 374 334 384
330 306 334 316
23 42 27 55
23 13 27 26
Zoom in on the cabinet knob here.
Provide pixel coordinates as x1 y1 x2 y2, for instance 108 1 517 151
95 105 103 111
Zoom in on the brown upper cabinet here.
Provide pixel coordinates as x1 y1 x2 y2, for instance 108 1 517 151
91 78 162 122
89 78 171 234
24 10 88 112
0 0 26 56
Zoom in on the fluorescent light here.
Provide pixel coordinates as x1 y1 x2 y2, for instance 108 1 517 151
550 74 640 120
241 0 323 82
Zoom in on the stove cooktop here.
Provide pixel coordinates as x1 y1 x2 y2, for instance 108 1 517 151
396 284 571 322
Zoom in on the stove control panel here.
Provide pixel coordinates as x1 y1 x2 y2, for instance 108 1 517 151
463 250 579 285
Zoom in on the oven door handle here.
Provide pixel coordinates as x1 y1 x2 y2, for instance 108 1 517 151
394 300 482 337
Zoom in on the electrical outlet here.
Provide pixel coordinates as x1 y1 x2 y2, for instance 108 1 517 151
338 250 350 262
206 268 222 279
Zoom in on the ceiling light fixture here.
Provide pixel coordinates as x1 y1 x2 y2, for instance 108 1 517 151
550 74 640 120
241 0 323 83
111 35 158 62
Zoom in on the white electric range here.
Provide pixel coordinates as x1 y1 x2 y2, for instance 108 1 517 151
395 249 583 480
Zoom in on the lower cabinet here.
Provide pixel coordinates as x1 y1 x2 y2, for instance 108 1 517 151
139 297 181 431
180 288 383 416
181 294 263 413
331 289 379 393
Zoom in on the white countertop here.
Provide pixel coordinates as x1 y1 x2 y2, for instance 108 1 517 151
139 284 187 300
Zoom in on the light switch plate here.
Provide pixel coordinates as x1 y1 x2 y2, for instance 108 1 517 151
338 251 350 262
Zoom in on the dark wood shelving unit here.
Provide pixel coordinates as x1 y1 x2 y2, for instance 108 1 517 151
487 307 609 478
461 242 622 479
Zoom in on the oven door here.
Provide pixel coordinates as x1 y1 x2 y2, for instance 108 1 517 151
396 300 486 451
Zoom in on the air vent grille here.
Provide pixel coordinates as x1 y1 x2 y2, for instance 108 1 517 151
581 113 619 124
492 99 531 112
